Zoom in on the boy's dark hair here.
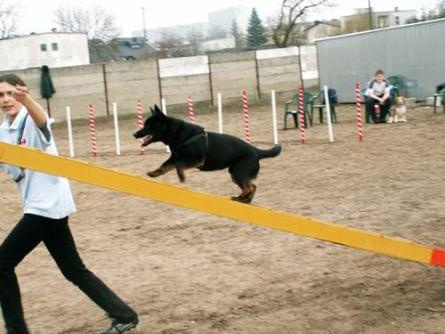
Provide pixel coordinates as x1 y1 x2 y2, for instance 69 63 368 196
0 74 26 87
375 69 385 76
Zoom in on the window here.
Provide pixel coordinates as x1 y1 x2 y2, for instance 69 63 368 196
378 15 389 28
51 42 58 51
395 16 400 25
40 44 47 51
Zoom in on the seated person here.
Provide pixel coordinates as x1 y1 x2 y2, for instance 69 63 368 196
365 69 391 123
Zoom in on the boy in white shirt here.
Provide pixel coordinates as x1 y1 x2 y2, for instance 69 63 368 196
365 69 392 123
0 74 138 334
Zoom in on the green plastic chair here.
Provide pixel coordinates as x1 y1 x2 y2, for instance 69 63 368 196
434 88 445 113
310 90 338 124
284 91 313 129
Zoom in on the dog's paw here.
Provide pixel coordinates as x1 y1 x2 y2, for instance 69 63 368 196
147 171 159 177
231 196 251 204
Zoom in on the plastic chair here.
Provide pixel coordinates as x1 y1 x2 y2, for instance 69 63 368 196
284 91 313 129
434 88 445 113
387 75 418 99
310 89 338 124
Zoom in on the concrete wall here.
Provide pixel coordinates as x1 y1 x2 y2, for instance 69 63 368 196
209 51 258 103
159 56 211 105
256 47 301 96
2 46 320 121
106 61 160 115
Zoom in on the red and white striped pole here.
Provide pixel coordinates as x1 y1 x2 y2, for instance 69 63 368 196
298 86 306 144
88 104 97 156
188 96 195 123
136 99 144 155
355 83 364 141
242 89 251 143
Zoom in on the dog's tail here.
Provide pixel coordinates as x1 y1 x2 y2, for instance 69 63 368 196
256 144 282 159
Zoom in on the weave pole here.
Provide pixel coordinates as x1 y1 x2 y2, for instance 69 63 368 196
217 92 223 134
242 89 251 143
66 106 74 158
271 90 279 144
136 100 144 155
112 102 121 155
324 85 334 143
188 96 195 123
355 83 364 141
161 98 171 153
298 86 306 144
87 104 97 156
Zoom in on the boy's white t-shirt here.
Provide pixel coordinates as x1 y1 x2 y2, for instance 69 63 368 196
0 107 76 219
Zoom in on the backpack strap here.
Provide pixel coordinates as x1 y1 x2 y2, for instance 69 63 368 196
13 114 29 183
17 114 29 145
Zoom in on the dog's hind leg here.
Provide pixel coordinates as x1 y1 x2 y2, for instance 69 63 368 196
231 181 257 203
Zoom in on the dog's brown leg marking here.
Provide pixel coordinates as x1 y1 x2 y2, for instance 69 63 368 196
147 162 175 177
175 160 205 183
231 181 257 204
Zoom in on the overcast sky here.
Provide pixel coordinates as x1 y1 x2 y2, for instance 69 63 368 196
15 0 440 36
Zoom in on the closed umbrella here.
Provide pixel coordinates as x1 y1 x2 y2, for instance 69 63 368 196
40 65 56 117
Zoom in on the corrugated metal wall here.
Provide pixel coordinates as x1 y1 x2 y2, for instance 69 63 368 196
316 19 445 102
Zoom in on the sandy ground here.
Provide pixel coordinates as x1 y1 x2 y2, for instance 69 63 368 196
0 99 444 334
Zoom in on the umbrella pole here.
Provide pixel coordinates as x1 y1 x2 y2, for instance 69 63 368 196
46 98 51 117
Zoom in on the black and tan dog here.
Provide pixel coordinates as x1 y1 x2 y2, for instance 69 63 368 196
133 105 281 203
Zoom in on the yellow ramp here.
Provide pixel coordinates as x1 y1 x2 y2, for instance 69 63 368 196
0 142 444 267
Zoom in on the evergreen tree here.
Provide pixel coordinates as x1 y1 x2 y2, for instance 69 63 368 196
246 8 267 48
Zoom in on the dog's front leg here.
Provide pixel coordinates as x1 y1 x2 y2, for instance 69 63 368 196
147 157 175 178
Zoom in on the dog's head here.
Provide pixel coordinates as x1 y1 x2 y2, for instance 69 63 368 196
133 105 169 146
396 96 405 105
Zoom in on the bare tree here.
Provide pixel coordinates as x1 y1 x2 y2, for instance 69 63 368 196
53 5 120 41
156 32 184 51
186 28 204 55
270 0 335 47
0 0 19 38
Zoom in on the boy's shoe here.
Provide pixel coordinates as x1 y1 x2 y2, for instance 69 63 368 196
98 318 138 334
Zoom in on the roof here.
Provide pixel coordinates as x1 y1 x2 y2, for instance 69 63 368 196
0 31 87 41
315 18 445 43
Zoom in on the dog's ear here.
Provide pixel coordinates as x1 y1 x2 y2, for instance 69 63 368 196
153 104 166 118
149 106 155 115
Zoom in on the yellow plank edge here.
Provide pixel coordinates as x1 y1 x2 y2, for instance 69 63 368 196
0 142 435 266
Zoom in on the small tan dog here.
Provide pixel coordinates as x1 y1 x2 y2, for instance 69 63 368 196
388 96 407 123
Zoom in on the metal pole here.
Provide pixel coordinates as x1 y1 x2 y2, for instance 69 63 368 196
271 90 279 145
113 102 121 156
368 0 373 30
141 7 147 41
324 85 334 143
161 99 171 153
66 106 74 158
217 92 223 134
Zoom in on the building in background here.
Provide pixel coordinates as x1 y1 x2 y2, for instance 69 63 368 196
89 37 157 63
341 7 417 33
305 20 341 44
0 32 89 71
208 6 251 35
134 6 252 47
